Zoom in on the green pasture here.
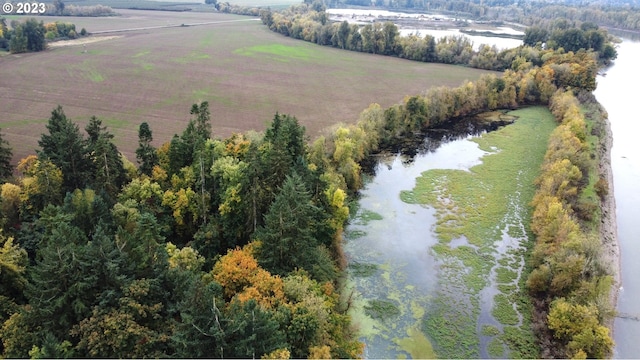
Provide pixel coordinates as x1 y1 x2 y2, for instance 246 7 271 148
234 43 323 62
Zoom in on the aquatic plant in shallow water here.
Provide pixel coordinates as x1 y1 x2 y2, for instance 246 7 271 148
402 107 556 358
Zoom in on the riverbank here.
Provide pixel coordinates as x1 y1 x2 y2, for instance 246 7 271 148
590 96 621 335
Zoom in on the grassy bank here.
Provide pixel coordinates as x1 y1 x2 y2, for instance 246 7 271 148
401 106 556 358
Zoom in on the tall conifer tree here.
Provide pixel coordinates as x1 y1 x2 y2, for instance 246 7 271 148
38 106 90 193
0 129 13 182
255 173 321 276
85 116 126 198
135 122 157 176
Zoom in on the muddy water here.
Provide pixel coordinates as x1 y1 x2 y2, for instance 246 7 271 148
593 38 640 358
344 123 493 358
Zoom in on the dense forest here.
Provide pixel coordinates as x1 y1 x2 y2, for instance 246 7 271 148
0 106 363 358
0 2 622 358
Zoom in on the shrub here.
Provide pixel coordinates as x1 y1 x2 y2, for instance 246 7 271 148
594 178 608 200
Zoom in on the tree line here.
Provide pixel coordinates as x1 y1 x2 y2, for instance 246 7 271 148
0 17 86 53
257 2 617 71
2 0 114 17
329 0 640 32
525 89 614 358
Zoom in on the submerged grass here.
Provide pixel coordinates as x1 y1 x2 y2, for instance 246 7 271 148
492 294 519 326
364 299 401 321
482 324 501 336
353 209 384 225
348 262 379 277
394 325 437 359
402 107 556 358
488 337 506 358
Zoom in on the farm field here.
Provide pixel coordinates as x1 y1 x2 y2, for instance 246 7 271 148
59 0 302 11
0 9 498 163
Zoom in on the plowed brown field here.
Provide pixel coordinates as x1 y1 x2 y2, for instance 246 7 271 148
0 9 498 163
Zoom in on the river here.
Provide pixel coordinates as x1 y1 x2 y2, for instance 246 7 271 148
593 37 640 358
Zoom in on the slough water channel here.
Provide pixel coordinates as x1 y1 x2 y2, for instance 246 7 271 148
344 110 552 358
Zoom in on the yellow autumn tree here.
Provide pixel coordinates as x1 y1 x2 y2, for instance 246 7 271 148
17 157 63 216
261 348 291 359
531 195 580 247
547 298 613 358
534 159 582 205
326 187 349 232
162 187 198 226
1 183 22 228
211 243 284 309
166 242 204 272
224 133 251 158
332 126 361 190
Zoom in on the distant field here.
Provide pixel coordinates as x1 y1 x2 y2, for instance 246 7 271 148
0 10 498 163
54 0 302 10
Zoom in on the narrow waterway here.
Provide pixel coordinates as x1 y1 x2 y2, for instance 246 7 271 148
342 114 544 358
344 124 489 359
594 37 640 358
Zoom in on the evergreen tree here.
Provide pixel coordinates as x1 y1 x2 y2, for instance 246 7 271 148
84 115 104 144
244 113 309 233
264 113 306 163
117 212 165 276
24 219 89 340
25 332 74 359
190 101 212 141
168 132 192 176
0 129 13 183
61 189 112 238
23 19 46 52
262 113 307 195
172 276 226 358
85 117 127 198
255 173 323 277
135 122 157 176
223 300 286 359
24 217 129 347
168 103 212 176
9 19 46 53
38 106 90 193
